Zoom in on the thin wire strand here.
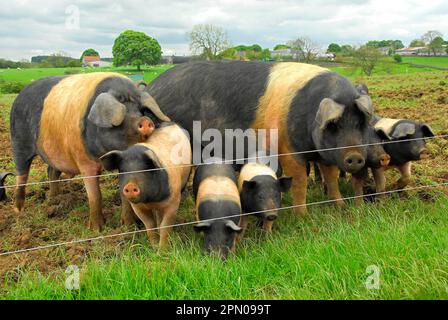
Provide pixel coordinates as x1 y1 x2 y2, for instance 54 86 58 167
1 134 447 190
1 181 447 257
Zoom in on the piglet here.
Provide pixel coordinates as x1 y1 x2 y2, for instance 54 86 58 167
237 162 291 237
193 162 242 259
372 116 434 191
100 123 191 249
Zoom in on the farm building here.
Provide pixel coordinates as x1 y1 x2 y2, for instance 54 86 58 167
395 47 428 56
82 55 112 67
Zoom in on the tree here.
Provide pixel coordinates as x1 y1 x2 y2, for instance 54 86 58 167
188 24 230 60
80 48 99 61
273 44 290 50
327 43 341 54
422 30 444 55
340 44 354 56
429 36 444 56
112 30 161 70
409 39 425 47
352 46 382 76
287 36 320 63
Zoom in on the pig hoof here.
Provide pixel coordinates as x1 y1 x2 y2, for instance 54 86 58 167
13 206 24 214
120 217 136 227
88 218 105 232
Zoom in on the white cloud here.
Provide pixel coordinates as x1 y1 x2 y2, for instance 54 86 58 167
0 0 447 60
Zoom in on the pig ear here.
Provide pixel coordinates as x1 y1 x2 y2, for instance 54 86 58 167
0 172 14 184
375 128 391 141
143 149 164 169
355 95 374 119
194 221 211 233
226 221 243 233
242 180 257 191
99 150 123 171
392 122 416 139
421 124 435 137
315 98 346 130
88 92 127 128
278 176 292 193
355 83 369 95
140 92 171 122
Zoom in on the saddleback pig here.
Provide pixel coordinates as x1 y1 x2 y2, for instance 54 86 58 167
100 122 191 249
147 61 374 214
193 162 242 259
10 72 170 230
237 162 291 238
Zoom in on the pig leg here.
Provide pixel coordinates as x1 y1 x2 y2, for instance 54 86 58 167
13 155 34 213
47 166 62 197
280 154 308 216
393 162 412 190
372 167 387 198
82 172 104 231
131 206 158 247
158 203 178 250
351 173 367 206
236 214 249 243
120 193 137 226
318 163 345 207
262 220 274 233
13 172 29 214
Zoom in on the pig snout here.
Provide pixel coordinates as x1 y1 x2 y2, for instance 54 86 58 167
123 182 141 200
419 148 430 160
137 117 154 140
263 212 278 221
379 154 391 167
343 152 365 173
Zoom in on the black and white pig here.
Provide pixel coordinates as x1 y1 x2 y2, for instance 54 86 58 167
193 162 242 259
237 162 291 238
10 72 170 230
372 116 434 191
100 122 191 249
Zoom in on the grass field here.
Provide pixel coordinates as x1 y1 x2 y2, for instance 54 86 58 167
0 64 447 299
0 65 174 86
401 56 448 69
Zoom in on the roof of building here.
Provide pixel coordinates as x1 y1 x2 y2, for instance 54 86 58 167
83 55 101 62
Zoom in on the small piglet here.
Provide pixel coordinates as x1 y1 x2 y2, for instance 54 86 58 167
100 123 191 249
372 116 434 190
350 126 391 205
237 162 291 237
193 163 242 259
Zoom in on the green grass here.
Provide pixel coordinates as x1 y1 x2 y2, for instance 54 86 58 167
401 56 448 69
0 65 174 86
2 192 448 299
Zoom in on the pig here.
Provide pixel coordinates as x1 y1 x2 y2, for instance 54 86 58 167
313 126 391 205
146 61 374 215
0 172 14 201
193 162 242 259
372 116 435 191
237 162 292 238
348 126 391 205
10 72 170 230
100 122 191 249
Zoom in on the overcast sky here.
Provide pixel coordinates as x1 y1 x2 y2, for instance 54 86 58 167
1 0 447 60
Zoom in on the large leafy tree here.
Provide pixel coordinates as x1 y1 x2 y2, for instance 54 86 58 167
112 30 161 70
80 48 99 61
273 44 290 50
327 43 342 53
